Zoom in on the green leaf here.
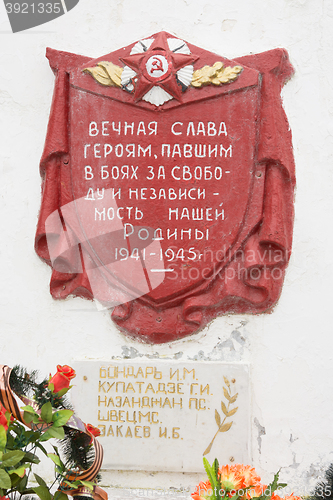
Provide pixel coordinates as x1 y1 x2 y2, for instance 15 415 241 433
52 410 74 427
19 488 35 496
54 492 69 500
0 469 12 489
35 442 48 456
21 405 38 415
16 474 28 493
34 474 48 488
24 413 41 425
203 457 217 500
41 402 53 424
80 481 94 491
40 425 65 442
55 387 70 397
9 473 21 488
8 466 26 478
2 450 25 467
265 471 281 499
253 471 283 500
0 426 7 451
213 457 219 477
50 447 66 470
30 414 42 425
48 426 65 439
33 484 52 500
23 412 35 425
63 480 80 488
212 458 221 500
24 451 40 464
47 453 61 467
52 445 60 457
24 430 37 441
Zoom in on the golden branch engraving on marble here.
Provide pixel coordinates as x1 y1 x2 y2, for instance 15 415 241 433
191 61 242 88
83 61 123 87
203 376 238 456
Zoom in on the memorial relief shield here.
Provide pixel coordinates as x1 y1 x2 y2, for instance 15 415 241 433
35 32 295 343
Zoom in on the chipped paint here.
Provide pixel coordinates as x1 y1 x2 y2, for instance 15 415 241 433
254 417 266 454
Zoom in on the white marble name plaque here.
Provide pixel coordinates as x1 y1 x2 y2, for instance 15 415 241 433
72 360 250 472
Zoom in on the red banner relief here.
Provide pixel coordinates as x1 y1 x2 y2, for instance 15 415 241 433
35 34 295 343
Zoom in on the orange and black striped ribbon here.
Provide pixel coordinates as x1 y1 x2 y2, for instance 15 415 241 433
0 365 26 424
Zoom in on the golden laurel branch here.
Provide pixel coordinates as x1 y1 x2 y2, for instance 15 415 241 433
203 376 238 456
83 61 123 87
191 61 242 88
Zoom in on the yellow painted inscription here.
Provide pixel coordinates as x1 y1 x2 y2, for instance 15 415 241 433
95 365 238 445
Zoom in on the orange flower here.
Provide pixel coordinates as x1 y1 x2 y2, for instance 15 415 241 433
246 484 267 499
271 494 283 500
49 365 76 393
283 494 302 500
270 492 300 500
218 464 244 492
236 465 261 488
192 480 213 500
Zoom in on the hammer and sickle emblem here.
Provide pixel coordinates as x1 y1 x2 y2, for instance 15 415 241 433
151 57 163 73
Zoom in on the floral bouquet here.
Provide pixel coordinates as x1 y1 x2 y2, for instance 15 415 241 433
192 459 301 500
0 364 105 500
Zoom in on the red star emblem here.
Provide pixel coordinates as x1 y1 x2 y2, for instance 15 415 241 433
120 32 199 102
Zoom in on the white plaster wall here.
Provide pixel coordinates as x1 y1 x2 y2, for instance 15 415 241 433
1 0 333 496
